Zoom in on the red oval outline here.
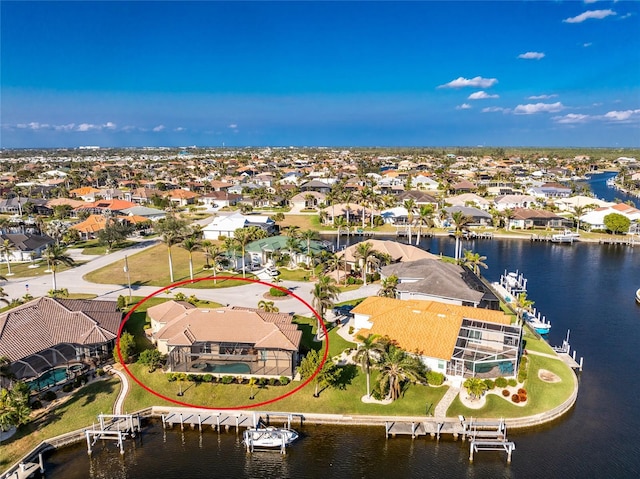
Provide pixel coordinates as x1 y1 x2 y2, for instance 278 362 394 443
117 276 329 410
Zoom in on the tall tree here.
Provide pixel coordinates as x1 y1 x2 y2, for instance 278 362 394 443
298 349 340 398
376 344 425 402
180 236 201 281
300 230 318 265
378 275 399 298
354 334 384 399
311 273 340 340
233 227 254 278
353 241 380 286
415 204 435 245
462 250 488 277
0 240 14 276
43 243 75 291
155 215 188 283
403 199 416 243
451 211 472 261
97 218 134 251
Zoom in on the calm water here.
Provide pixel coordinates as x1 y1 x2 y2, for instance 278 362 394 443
43 177 640 478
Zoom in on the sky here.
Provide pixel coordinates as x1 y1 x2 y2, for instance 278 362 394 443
1 0 639 149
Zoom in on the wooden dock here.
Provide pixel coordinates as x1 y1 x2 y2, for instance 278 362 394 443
2 454 44 479
160 410 304 433
552 330 584 371
85 413 142 455
598 238 636 246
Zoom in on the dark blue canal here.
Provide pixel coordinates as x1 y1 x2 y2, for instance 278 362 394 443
43 173 640 478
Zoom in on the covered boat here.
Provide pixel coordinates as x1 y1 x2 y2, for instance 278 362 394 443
243 427 299 451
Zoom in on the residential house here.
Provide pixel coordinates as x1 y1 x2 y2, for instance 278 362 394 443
527 182 572 199
202 212 276 241
336 239 436 273
0 298 122 380
352 297 522 382
443 206 492 226
200 191 243 209
149 302 302 379
290 191 326 210
0 233 54 262
493 194 538 211
508 208 572 230
380 258 500 309
397 190 438 206
447 193 491 211
300 179 332 194
580 203 640 231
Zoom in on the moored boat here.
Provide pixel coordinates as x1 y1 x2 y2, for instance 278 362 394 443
243 426 299 450
523 311 551 335
636 288 640 304
551 230 580 243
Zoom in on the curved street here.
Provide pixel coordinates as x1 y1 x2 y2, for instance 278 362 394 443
1 239 379 316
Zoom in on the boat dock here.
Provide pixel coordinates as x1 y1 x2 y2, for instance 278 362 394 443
385 417 515 463
552 330 584 372
2 455 44 479
84 413 142 455
161 410 304 432
598 237 636 247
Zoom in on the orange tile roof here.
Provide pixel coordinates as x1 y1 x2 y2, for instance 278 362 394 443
70 186 101 197
353 297 511 360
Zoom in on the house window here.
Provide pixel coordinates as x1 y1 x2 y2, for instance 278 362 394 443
438 360 446 370
201 343 211 354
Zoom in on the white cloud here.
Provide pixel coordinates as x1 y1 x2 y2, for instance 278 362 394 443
553 113 591 124
583 42 593 47
104 122 117 129
438 76 498 89
228 123 238 129
482 107 509 113
514 102 565 114
468 91 499 100
518 52 545 60
528 94 558 100
76 123 98 132
456 103 472 110
583 0 600 4
563 9 616 23
174 127 186 132
152 125 165 132
603 109 640 122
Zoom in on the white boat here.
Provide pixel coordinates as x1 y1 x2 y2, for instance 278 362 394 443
551 230 580 243
243 427 299 449
636 288 640 304
523 311 551 335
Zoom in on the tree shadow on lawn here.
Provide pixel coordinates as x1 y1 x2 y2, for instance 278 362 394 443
334 364 358 390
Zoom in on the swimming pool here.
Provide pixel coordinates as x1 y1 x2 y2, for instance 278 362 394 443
196 363 252 374
27 367 68 391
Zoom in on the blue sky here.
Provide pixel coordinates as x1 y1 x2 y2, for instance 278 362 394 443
1 1 639 148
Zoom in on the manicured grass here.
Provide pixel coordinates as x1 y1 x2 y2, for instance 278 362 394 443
0 378 120 470
278 215 320 230
78 240 137 255
276 268 313 282
83 244 255 288
1 260 81 280
447 353 575 418
123 362 448 417
523 330 556 354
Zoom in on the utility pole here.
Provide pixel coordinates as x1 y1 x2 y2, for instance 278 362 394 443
124 255 132 303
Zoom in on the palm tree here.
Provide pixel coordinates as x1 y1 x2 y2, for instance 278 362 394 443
0 356 14 389
258 300 279 313
333 216 348 250
354 334 384 398
451 211 472 261
156 215 188 283
403 199 416 244
463 377 488 399
42 243 75 291
311 273 340 340
378 275 399 298
376 344 424 401
285 235 302 268
299 229 318 265
571 204 594 233
354 241 381 286
515 292 534 325
0 240 14 276
462 250 488 276
180 236 200 281
205 244 228 285
233 228 253 279
415 204 435 245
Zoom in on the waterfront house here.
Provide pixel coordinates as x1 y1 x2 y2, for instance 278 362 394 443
149 303 302 379
446 193 491 211
337 240 437 274
508 208 572 230
380 258 500 309
0 233 54 262
580 203 640 231
443 206 492 226
200 191 242 209
289 191 326 210
0 298 122 381
352 297 522 382
493 194 538 211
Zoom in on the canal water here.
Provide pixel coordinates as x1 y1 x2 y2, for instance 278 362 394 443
43 176 640 478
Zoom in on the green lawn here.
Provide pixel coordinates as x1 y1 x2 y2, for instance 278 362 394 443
522 329 556 354
76 239 137 256
1 260 81 280
447 353 576 418
83 244 256 288
0 378 120 471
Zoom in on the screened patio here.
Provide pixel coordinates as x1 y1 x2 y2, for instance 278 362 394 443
447 319 522 379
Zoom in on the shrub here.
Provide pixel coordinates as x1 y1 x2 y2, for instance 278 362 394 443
511 394 520 403
426 371 445 386
167 373 177 382
483 379 495 390
279 376 290 386
518 392 528 402
96 368 105 377
508 378 518 387
30 400 43 410
62 384 73 393
269 287 288 297
236 376 245 384
348 326 354 335
257 378 267 387
202 374 213 383
502 389 510 397
517 388 527 396
495 377 508 388
221 375 234 384
42 390 57 402
269 378 277 386
347 276 356 285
